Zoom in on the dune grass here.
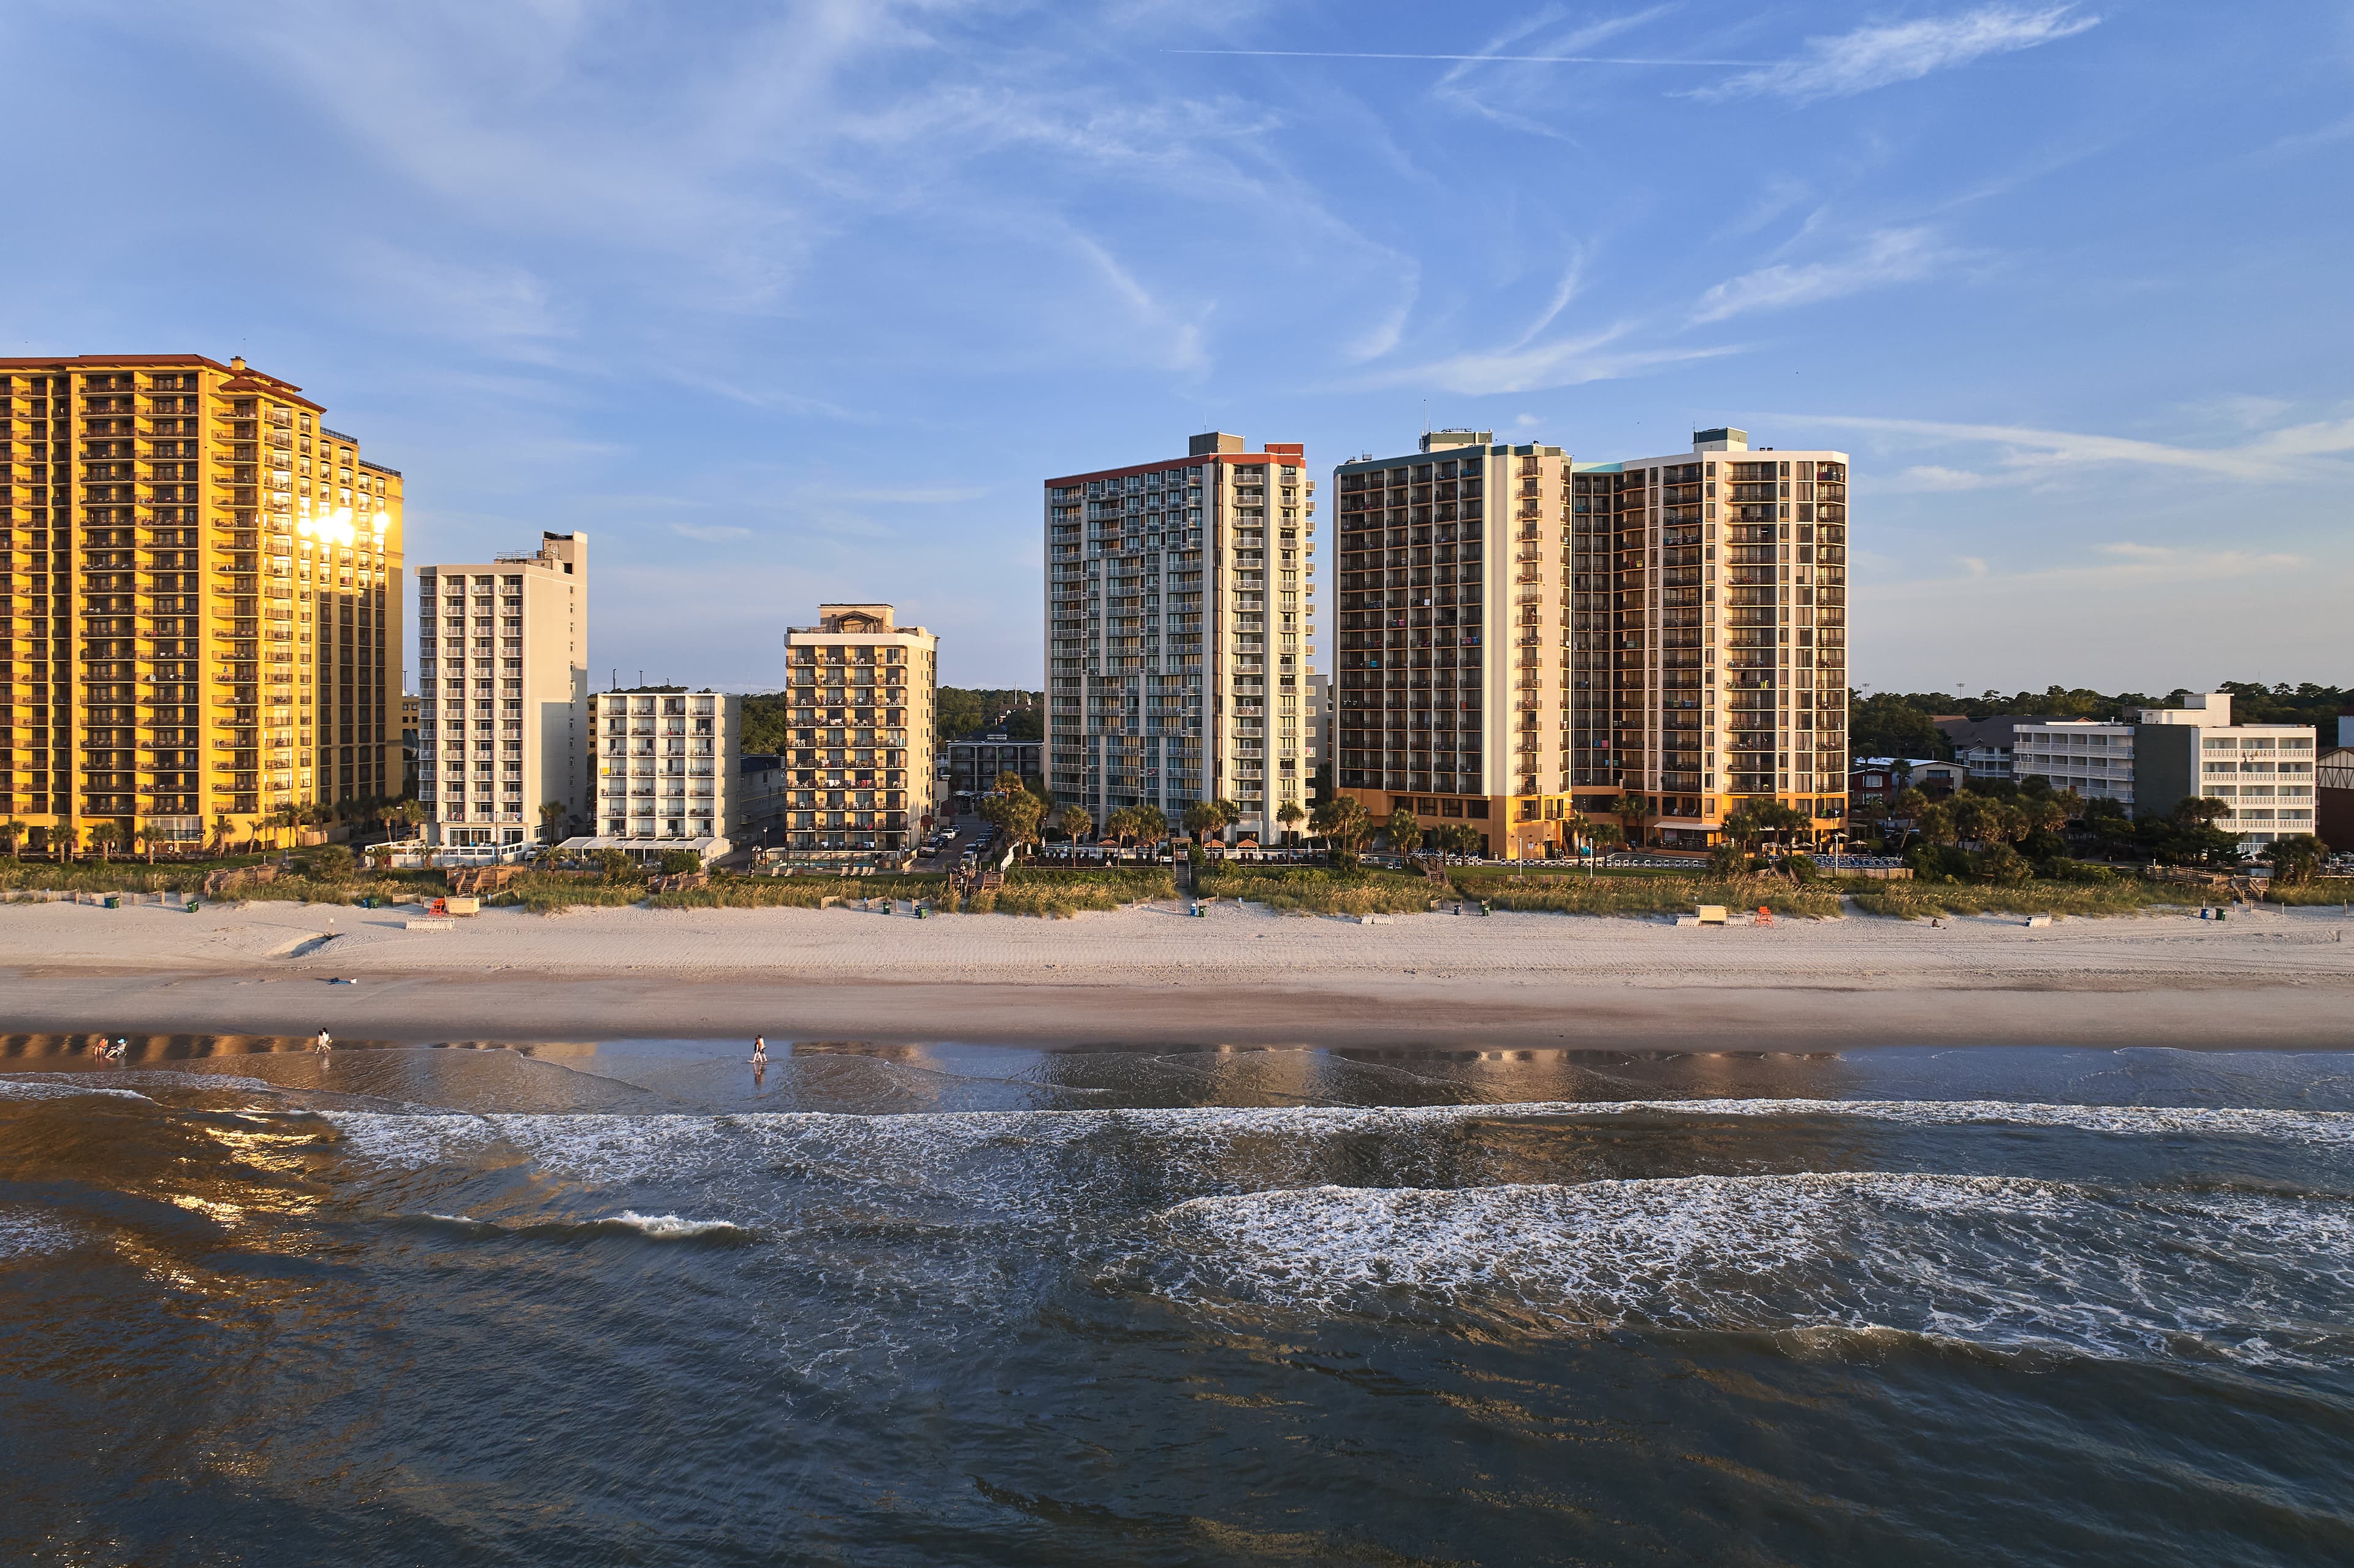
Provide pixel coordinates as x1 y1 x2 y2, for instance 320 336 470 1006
1450 870 1843 919
0 858 245 895
962 867 1175 917
1194 865 1442 916
1843 877 2214 919
643 874 949 911
2260 877 2354 908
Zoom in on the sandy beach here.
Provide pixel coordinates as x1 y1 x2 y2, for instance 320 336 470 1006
3 894 2350 1050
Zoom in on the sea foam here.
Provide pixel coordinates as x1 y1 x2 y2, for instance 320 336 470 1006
1153 1174 2354 1365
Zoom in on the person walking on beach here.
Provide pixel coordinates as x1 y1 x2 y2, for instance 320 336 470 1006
315 1027 333 1053
750 1037 769 1067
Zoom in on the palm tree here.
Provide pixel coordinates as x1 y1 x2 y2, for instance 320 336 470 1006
211 811 234 858
1130 804 1167 851
1181 802 1221 843
1276 801 1305 848
1309 794 1371 857
1759 800 1813 856
1720 805 1765 862
381 799 422 843
1618 792 1657 850
538 799 567 845
1384 807 1421 853
0 816 18 861
1057 804 1093 856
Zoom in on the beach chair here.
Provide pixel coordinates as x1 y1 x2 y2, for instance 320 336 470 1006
1754 905 1775 927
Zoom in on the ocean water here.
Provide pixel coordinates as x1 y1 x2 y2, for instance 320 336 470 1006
2 1036 2351 1566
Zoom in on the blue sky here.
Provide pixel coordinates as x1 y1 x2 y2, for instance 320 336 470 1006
6 1 2349 698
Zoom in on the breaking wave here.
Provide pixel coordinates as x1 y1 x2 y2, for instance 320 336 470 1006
409 1211 758 1243
0 1078 153 1104
1153 1173 2354 1364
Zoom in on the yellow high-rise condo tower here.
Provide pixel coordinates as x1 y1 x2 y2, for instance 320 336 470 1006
0 354 404 855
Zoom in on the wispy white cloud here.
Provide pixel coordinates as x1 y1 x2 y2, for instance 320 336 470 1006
671 523 751 542
1508 251 1587 349
1692 227 1955 322
2177 394 2293 431
1800 412 2354 481
2254 112 2354 159
1344 258 1421 363
836 485 990 504
1428 7 1682 139
351 243 565 357
1696 5 2100 104
1366 323 1742 396
1711 175 1814 241
1883 464 2007 493
1876 542 2306 606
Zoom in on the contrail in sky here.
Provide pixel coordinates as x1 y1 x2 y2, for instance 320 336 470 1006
1164 49 1756 66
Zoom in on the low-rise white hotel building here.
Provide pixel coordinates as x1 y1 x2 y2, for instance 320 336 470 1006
578 687 744 861
2013 692 2316 845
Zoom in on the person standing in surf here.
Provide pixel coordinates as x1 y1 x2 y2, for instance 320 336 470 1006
315 1027 332 1054
750 1037 769 1067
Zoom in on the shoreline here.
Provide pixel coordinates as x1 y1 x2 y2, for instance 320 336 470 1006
4 897 2351 1051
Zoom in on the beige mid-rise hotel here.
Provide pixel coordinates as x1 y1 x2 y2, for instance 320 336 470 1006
414 533 587 851
1044 433 1317 837
779 604 939 859
587 687 745 853
1 353 403 851
1335 427 1849 855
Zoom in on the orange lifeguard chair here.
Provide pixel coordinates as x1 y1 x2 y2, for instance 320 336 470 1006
1754 905 1775 926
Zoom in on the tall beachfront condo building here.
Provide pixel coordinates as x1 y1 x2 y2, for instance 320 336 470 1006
1572 430 1851 850
0 353 403 854
585 687 744 856
1044 432 1317 838
1333 431 1566 858
779 604 939 861
413 533 587 853
1334 427 1849 857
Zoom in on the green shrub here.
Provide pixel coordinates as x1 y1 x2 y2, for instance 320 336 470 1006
295 844 354 884
1971 844 2030 885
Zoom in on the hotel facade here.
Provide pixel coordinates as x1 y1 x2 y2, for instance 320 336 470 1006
1335 427 1849 856
585 687 744 856
2013 693 2317 845
1043 432 1317 839
414 533 587 851
779 604 939 860
0 353 402 852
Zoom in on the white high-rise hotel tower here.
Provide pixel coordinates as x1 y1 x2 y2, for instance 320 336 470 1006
1043 433 1316 838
